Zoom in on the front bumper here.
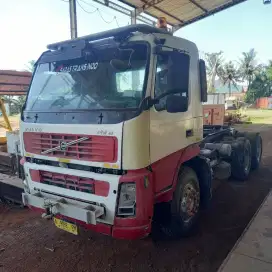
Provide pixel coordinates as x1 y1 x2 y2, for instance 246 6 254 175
24 162 119 225
24 191 151 239
22 192 104 225
23 163 154 239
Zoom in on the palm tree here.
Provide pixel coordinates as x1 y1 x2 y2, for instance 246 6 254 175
25 60 36 72
205 51 223 93
2 96 26 115
219 61 241 96
239 49 261 91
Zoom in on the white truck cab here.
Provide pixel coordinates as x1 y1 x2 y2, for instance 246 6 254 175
20 25 261 239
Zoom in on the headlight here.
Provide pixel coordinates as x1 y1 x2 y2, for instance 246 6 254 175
117 183 136 216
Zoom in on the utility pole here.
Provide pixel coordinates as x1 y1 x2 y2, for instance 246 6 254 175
130 9 137 24
69 0 78 39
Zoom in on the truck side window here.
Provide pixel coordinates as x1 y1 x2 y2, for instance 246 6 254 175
154 50 190 111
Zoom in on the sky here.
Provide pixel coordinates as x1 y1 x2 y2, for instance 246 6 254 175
0 0 271 70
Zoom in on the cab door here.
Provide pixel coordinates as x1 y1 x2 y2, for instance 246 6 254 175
149 46 202 192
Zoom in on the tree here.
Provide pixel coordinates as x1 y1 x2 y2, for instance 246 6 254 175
2 95 26 115
219 61 241 95
267 60 272 80
245 63 272 103
239 49 261 91
205 51 223 93
25 60 36 72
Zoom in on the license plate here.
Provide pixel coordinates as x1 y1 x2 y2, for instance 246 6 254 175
53 217 78 235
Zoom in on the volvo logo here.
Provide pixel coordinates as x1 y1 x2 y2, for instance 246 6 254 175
60 141 68 151
41 136 89 155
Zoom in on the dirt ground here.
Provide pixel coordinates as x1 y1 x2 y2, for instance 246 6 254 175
1 124 272 272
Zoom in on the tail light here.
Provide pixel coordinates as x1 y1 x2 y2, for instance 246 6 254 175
117 183 136 217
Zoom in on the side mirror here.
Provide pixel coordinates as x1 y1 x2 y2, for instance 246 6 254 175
166 95 188 113
199 59 207 102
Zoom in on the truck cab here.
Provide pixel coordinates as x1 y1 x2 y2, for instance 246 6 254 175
20 25 242 240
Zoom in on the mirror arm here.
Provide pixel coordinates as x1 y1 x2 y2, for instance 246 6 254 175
138 89 183 112
139 96 156 111
155 89 181 101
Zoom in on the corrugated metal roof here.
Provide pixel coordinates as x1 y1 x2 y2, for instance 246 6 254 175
0 70 31 95
119 0 247 28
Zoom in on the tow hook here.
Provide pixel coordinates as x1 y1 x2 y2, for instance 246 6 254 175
42 201 57 220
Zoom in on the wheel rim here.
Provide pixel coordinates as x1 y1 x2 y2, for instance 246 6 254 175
180 182 200 223
244 144 251 173
256 136 262 163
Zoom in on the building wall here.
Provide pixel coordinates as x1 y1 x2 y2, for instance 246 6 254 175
256 97 272 109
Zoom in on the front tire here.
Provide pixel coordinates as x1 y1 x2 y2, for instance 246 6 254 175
162 166 200 238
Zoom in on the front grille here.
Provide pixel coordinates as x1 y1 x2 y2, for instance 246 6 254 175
24 132 117 162
30 170 109 196
41 171 94 193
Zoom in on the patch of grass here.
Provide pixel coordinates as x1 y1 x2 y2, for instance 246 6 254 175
245 109 272 124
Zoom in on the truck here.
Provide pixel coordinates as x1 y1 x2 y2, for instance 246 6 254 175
20 24 262 240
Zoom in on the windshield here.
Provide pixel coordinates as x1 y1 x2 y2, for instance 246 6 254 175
25 43 148 112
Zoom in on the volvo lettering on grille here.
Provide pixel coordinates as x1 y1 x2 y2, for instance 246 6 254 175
41 137 89 155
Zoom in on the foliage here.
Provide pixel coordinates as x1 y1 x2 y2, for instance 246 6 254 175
204 49 271 104
25 60 36 72
245 67 272 103
205 51 223 93
267 60 272 80
239 49 261 90
218 61 241 95
2 95 26 115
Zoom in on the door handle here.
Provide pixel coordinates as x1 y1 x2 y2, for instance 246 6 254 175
186 129 194 138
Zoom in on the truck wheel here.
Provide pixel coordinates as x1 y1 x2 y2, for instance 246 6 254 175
246 133 262 170
235 132 263 170
161 166 200 238
231 138 251 181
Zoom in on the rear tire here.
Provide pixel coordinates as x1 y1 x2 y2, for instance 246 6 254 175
231 138 251 181
235 132 263 170
246 133 262 170
161 166 200 238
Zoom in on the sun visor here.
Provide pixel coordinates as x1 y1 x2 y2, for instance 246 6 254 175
38 37 120 64
38 39 86 64
38 49 82 64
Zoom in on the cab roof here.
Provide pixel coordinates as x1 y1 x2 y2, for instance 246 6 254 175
47 24 170 50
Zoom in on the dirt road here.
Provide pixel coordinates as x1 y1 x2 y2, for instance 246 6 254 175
1 124 272 272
